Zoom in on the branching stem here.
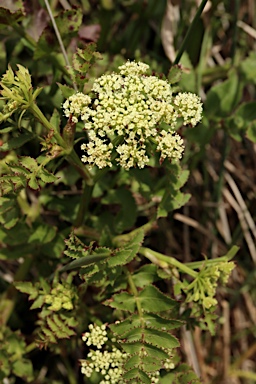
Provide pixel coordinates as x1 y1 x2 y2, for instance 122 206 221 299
139 247 198 278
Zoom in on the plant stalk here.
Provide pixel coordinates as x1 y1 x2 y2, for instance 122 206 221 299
173 0 209 65
139 247 198 278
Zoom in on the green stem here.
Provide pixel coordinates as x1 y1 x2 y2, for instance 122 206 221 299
74 182 94 227
231 0 240 65
30 104 94 185
30 103 65 145
126 270 143 317
139 247 198 278
186 255 233 270
66 149 94 185
173 0 209 65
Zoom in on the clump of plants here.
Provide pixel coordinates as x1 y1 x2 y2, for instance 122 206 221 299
0 49 237 384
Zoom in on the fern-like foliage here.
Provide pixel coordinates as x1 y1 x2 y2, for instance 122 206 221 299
0 156 57 194
14 275 78 348
106 286 181 383
36 311 77 348
63 231 185 383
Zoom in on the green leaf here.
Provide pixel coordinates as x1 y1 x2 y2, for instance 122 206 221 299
57 83 76 99
14 281 38 296
28 223 57 245
55 8 82 39
0 3 24 26
247 120 256 143
108 230 144 267
204 69 242 118
157 163 191 218
50 109 61 133
121 327 179 349
33 26 55 60
105 285 176 312
240 52 256 84
168 65 182 84
0 130 35 152
132 264 159 287
172 364 201 384
12 358 34 381
138 285 177 312
60 253 109 273
19 156 38 171
121 342 169 360
123 368 151 384
110 314 182 336
102 187 137 234
158 190 190 218
124 354 162 372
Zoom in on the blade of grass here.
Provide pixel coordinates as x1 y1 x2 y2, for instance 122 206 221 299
173 0 209 65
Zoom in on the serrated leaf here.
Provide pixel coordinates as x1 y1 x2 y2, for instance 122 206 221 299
163 364 203 384
105 285 176 313
123 368 151 384
28 223 56 245
14 281 37 295
158 191 191 218
19 156 38 171
0 131 35 152
39 168 57 183
121 327 179 349
110 313 182 336
121 342 169 360
55 7 82 38
125 354 162 372
138 285 177 312
57 83 76 99
108 230 144 267
132 264 159 287
0 4 24 26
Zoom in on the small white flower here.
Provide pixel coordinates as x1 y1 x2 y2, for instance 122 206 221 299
173 92 203 126
63 61 203 169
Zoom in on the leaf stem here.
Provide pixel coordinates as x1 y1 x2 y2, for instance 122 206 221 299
30 104 93 185
139 247 198 278
74 182 94 227
126 270 143 317
173 0 209 65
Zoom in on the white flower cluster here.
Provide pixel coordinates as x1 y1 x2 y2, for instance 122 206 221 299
81 324 126 384
82 324 108 349
173 92 203 127
62 92 91 123
63 61 203 169
80 324 177 383
80 347 127 384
